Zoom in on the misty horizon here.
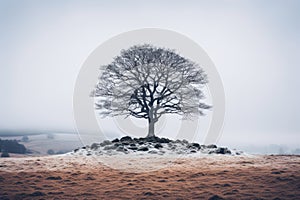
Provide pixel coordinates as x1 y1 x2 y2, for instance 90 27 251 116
0 0 299 149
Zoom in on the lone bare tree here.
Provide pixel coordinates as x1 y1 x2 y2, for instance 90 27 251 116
92 44 211 137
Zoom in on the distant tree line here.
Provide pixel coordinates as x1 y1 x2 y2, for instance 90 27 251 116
0 139 27 155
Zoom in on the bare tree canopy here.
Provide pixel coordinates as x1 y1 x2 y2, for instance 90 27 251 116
92 44 211 137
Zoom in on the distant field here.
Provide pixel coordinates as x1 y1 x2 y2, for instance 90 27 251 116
0 133 82 155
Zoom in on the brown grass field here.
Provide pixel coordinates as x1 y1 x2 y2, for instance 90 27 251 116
0 154 299 200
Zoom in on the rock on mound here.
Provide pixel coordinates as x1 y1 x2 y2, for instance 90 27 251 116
72 136 242 156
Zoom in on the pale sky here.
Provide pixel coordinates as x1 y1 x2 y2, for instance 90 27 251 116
0 0 299 146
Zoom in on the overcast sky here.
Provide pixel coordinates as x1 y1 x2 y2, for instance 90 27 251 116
0 0 299 146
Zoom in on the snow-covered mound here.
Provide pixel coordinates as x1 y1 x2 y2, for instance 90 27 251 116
72 136 243 156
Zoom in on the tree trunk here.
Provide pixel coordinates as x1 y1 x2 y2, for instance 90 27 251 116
147 108 156 137
147 120 155 137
